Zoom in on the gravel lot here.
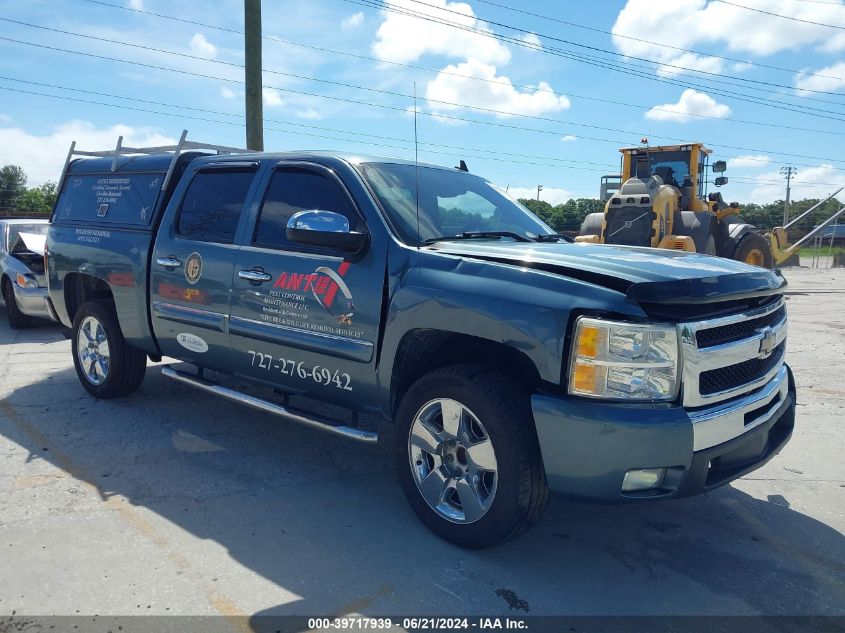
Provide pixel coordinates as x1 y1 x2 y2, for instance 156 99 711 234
1 266 843 620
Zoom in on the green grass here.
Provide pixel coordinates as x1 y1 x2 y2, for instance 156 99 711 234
797 246 845 256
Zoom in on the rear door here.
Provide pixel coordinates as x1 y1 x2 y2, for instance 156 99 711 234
150 162 260 367
228 161 385 407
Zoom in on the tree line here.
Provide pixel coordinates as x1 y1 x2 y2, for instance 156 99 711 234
0 165 58 216
518 196 841 237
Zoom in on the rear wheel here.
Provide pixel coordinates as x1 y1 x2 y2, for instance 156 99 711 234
71 301 146 399
2 278 31 329
395 365 548 548
734 233 774 268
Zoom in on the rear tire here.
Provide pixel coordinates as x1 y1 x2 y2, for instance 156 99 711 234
71 301 146 399
734 233 774 269
2 278 31 329
395 365 549 548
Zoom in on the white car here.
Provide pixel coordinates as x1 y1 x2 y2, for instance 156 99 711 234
0 219 52 328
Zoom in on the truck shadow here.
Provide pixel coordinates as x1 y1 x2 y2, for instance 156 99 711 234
2 351 844 618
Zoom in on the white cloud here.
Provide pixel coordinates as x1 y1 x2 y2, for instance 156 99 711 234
128 0 144 9
0 114 12 125
263 88 285 107
612 0 845 77
0 120 176 186
296 108 322 120
645 89 730 122
342 12 364 30
560 135 577 142
520 33 541 51
189 33 217 59
508 186 572 206
728 155 771 169
796 61 845 94
372 0 511 65
425 59 570 118
220 86 237 99
748 165 845 204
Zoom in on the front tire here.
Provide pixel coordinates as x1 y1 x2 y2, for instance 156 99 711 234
734 232 774 268
71 301 146 399
395 365 548 548
2 278 32 329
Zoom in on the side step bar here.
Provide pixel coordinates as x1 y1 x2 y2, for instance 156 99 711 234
161 366 378 443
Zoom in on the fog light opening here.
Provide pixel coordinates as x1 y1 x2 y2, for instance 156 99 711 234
622 468 666 492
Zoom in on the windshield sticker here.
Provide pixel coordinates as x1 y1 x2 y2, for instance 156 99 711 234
184 252 203 285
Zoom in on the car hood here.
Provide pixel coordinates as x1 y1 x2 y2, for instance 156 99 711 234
425 241 786 305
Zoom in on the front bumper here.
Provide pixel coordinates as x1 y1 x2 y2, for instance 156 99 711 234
532 364 795 501
11 284 52 320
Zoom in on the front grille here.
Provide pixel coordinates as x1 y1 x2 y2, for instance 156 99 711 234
699 342 785 396
696 305 786 348
603 207 655 247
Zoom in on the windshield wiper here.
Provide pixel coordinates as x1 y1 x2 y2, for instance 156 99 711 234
423 231 534 245
534 233 574 243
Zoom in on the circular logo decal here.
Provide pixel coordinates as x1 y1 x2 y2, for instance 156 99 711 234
185 252 203 285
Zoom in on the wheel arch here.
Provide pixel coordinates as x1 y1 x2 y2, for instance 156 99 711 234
63 272 116 324
388 329 543 418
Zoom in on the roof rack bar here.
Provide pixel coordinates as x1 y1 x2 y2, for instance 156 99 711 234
111 135 124 173
54 128 254 199
161 129 188 193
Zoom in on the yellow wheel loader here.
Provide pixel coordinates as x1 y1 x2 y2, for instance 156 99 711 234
576 142 845 268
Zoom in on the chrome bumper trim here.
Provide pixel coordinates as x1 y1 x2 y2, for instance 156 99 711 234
689 366 789 451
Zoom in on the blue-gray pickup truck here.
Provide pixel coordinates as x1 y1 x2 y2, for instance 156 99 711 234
45 137 795 548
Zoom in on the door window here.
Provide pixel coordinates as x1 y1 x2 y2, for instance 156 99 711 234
253 169 360 250
177 170 255 244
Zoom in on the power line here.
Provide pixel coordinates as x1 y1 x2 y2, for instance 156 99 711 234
354 0 845 101
713 0 845 29
3 20 844 161
473 0 845 82
74 0 845 133
342 0 845 119
0 75 619 170
1 34 842 172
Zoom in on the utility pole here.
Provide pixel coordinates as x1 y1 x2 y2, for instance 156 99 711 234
780 166 796 226
537 184 543 201
244 0 264 151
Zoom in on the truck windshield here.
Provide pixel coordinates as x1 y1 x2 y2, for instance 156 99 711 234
359 163 552 245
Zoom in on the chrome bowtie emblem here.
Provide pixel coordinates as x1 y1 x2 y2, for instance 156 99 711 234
758 327 776 358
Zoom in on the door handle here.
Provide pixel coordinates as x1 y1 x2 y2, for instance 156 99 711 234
239 269 272 283
156 256 182 269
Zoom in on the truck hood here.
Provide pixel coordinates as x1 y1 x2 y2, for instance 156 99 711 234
425 241 786 305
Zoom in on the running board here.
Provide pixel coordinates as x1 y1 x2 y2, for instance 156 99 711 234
161 366 378 443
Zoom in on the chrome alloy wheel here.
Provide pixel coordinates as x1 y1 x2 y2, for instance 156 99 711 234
408 398 498 524
77 316 111 385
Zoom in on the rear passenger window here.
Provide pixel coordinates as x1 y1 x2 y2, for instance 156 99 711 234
253 169 360 249
177 170 255 244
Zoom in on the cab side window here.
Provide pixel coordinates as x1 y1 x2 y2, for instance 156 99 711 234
253 169 360 250
177 170 255 244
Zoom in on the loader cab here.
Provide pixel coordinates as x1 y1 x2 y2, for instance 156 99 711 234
620 144 711 211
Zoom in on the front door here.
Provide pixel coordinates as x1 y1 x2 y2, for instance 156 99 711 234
229 162 384 407
150 164 259 367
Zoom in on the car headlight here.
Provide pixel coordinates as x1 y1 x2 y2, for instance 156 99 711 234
568 316 679 401
15 273 38 289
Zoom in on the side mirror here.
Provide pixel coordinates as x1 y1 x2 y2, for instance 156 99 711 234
715 176 729 187
286 210 368 254
712 160 727 173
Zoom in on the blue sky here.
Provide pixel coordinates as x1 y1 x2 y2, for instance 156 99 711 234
1 0 844 205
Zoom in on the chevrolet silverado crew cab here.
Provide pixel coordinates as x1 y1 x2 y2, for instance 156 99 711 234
45 134 795 548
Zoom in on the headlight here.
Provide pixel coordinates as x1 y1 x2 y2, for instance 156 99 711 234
15 273 38 289
569 316 679 401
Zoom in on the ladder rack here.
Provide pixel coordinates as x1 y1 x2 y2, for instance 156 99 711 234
56 129 254 194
